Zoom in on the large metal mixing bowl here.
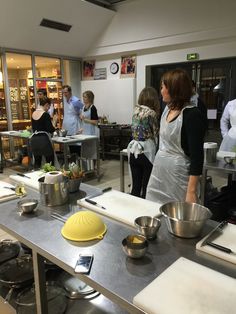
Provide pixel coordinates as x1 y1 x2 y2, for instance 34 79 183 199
160 201 212 238
134 216 161 239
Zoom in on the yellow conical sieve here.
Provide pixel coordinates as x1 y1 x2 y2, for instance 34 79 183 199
61 210 107 241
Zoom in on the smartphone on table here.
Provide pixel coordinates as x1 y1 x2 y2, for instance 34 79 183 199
74 254 94 274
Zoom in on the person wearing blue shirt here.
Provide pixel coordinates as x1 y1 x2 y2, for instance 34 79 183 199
62 85 84 135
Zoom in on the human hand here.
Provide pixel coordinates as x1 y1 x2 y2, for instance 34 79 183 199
77 128 83 134
185 191 198 203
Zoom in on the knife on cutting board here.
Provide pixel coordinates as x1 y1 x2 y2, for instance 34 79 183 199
86 187 112 200
16 173 31 179
201 220 228 247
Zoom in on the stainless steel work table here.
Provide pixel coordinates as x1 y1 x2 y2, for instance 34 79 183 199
0 130 32 172
200 160 236 205
52 135 100 179
0 184 235 314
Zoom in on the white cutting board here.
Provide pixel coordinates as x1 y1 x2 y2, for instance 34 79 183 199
9 170 44 191
77 190 162 227
0 181 18 203
133 257 236 314
196 223 236 265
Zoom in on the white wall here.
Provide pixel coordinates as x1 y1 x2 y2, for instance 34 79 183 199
81 0 236 123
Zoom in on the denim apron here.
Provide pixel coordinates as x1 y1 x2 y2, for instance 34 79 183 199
146 105 193 204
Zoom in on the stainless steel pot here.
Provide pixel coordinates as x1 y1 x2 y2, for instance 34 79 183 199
38 176 69 206
0 239 20 265
0 254 34 302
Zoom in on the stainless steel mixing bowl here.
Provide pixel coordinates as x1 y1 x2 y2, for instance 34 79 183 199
134 216 161 239
17 199 38 214
122 234 148 259
160 201 212 238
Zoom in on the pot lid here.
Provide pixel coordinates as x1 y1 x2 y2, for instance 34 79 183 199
0 240 20 264
61 210 106 241
58 271 95 299
0 255 34 285
16 282 67 314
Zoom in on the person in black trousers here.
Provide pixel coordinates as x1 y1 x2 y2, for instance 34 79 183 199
127 87 160 198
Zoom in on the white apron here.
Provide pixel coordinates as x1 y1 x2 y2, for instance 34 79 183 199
146 105 193 204
219 107 236 152
81 105 99 160
62 98 80 136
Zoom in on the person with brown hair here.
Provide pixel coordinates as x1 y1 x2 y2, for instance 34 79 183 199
30 97 56 169
80 90 99 135
127 87 160 198
146 69 205 204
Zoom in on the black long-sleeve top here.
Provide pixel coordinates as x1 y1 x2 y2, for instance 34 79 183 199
181 107 206 175
32 112 55 134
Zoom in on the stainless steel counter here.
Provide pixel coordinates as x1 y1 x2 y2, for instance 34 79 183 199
0 183 235 314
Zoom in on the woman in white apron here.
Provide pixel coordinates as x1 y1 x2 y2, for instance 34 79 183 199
220 99 236 152
80 90 99 163
146 69 205 204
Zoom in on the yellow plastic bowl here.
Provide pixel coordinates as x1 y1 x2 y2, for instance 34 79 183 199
61 210 107 241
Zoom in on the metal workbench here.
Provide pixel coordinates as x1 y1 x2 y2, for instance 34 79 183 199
0 183 235 314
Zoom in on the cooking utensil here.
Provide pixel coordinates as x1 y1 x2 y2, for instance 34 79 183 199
0 255 34 303
201 220 228 246
86 186 112 200
0 239 20 265
51 212 66 223
134 216 161 240
85 198 106 210
205 241 233 254
15 281 67 314
61 210 107 241
17 199 38 214
3 186 15 191
38 176 69 206
56 129 68 137
160 201 212 238
58 271 97 299
16 173 31 179
122 234 148 259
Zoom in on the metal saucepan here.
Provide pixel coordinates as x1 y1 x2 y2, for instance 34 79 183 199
15 281 68 314
0 239 21 265
0 254 34 303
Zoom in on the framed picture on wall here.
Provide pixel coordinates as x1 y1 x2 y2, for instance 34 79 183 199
120 55 136 78
83 60 95 80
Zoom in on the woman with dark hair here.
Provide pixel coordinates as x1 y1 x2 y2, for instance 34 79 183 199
146 69 205 204
127 87 160 198
30 97 56 169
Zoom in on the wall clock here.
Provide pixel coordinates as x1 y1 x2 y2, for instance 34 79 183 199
110 62 119 74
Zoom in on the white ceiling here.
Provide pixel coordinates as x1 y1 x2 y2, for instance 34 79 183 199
0 0 116 58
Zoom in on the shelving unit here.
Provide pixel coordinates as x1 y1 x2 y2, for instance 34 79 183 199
99 124 131 160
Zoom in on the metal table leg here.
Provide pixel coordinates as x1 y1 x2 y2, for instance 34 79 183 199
32 251 48 314
0 134 3 173
200 167 208 205
120 152 125 192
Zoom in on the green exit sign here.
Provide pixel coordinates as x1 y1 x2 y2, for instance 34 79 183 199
187 53 199 61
